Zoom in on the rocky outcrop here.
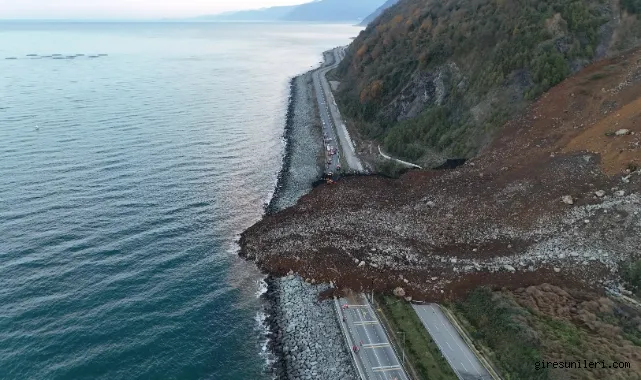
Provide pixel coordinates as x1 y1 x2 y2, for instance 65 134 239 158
383 62 463 123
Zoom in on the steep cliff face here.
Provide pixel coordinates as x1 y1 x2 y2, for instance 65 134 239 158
336 0 641 165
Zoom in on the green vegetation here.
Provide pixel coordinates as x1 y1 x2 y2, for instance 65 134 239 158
384 107 456 160
454 288 549 380
376 158 406 178
375 295 458 380
538 316 586 353
622 0 641 14
589 72 609 81
597 306 641 347
454 287 641 380
621 259 641 297
335 0 641 162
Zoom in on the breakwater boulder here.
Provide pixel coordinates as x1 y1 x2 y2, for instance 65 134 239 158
271 275 356 380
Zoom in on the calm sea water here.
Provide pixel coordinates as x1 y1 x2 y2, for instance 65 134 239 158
0 22 360 380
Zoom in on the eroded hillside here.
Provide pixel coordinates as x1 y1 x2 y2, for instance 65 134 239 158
241 46 641 302
335 0 641 165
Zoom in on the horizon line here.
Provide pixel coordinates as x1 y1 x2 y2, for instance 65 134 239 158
0 19 359 24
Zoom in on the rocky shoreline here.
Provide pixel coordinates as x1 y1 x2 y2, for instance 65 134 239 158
265 74 323 215
264 275 356 380
259 71 356 379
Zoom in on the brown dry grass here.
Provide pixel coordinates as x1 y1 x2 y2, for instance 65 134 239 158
510 284 641 380
564 95 641 175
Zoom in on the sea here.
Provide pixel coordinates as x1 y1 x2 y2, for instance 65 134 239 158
0 22 360 380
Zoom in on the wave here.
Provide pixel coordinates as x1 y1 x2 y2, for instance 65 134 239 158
255 309 277 372
256 277 268 299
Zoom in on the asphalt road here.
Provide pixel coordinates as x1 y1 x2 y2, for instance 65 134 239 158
313 47 364 173
338 294 409 380
313 52 341 174
412 304 492 380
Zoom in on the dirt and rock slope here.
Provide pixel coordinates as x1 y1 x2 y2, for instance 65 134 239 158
241 46 641 302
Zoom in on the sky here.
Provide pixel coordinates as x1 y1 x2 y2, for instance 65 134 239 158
0 0 311 20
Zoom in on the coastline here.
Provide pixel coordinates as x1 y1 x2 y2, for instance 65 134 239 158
262 276 287 378
265 68 325 215
260 73 311 379
263 77 299 216
257 69 356 379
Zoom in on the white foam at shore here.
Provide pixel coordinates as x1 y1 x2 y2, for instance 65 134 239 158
256 277 268 299
264 189 275 208
255 305 277 374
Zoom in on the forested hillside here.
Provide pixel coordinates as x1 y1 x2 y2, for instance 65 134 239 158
336 0 641 164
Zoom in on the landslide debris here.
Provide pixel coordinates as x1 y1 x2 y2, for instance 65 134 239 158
240 46 641 302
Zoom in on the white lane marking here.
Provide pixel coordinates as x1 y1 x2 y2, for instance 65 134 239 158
416 306 463 380
446 342 453 350
432 304 485 375
335 299 368 380
354 301 386 369
363 343 390 348
354 321 379 326
352 297 401 380
460 362 469 372
372 365 401 371
318 58 363 172
345 303 389 380
365 301 409 380
371 365 401 370
346 308 377 379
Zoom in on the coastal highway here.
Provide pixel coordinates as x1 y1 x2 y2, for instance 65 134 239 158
313 53 341 174
313 47 364 172
413 304 492 380
337 294 409 380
